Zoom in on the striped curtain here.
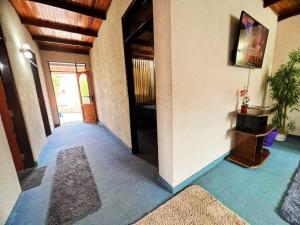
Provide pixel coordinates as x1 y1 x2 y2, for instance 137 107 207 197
132 59 155 105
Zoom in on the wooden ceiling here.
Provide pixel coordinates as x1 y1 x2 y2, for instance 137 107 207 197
263 0 300 21
131 18 154 60
9 0 112 55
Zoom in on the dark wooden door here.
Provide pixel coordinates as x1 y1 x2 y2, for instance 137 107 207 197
0 74 24 171
29 54 51 136
0 26 35 169
76 71 97 123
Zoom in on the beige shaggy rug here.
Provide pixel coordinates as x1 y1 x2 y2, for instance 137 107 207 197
135 185 249 225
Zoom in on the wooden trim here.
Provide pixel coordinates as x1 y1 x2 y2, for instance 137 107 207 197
0 26 35 168
123 42 138 153
21 17 98 37
278 9 300 21
122 0 154 154
39 43 90 55
263 0 282 7
32 35 93 47
48 63 61 127
29 52 52 136
0 74 24 171
28 0 107 20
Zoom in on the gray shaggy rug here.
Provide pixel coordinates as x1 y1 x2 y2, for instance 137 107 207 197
280 163 300 225
47 146 101 225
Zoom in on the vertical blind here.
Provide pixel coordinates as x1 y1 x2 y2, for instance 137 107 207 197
132 59 155 105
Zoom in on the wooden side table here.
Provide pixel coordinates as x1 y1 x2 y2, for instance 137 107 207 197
227 125 275 168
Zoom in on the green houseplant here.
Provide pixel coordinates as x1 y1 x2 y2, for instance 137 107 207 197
268 49 300 141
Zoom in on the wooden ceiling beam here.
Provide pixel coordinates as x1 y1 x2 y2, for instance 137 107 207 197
132 53 154 60
278 8 300 21
21 17 98 37
263 0 282 8
27 0 106 20
32 35 93 47
132 39 153 47
38 43 90 55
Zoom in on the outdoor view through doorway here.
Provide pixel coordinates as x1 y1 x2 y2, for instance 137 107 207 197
49 62 87 125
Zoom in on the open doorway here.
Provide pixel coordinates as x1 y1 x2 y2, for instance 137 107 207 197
49 62 84 125
52 72 83 124
122 0 158 167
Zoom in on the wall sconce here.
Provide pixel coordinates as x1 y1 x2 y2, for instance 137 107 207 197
0 62 4 71
20 43 33 59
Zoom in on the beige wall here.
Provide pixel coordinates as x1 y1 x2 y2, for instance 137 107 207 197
90 0 278 187
272 15 300 135
90 0 175 185
40 50 91 126
153 0 174 186
0 1 52 160
0 119 21 224
90 0 132 148
170 0 278 186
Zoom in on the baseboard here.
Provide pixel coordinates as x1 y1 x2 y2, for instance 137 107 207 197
159 151 231 194
98 121 132 153
288 134 300 140
157 176 173 193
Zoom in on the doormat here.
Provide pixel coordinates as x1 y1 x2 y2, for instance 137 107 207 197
18 166 47 191
280 162 300 225
134 185 249 225
47 146 101 225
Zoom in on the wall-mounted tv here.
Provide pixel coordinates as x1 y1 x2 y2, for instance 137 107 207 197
232 11 269 68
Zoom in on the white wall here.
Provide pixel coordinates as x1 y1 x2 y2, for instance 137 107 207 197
90 0 278 188
272 15 300 136
153 0 174 186
0 3 54 223
170 0 278 186
90 0 132 148
40 50 91 126
0 119 21 224
90 0 175 185
0 1 53 160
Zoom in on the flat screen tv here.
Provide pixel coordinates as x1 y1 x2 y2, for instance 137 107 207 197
232 11 269 68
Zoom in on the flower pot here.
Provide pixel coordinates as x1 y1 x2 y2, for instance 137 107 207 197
275 133 287 142
241 105 248 113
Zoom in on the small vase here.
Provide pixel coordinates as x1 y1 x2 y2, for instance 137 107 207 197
241 105 248 113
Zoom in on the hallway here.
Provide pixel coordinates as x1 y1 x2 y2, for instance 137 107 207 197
6 123 171 225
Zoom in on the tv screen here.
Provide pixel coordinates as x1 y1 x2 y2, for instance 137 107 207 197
232 11 269 68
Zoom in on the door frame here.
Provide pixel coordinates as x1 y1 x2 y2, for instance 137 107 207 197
29 52 52 136
0 26 35 168
122 0 154 154
0 73 24 171
48 61 90 126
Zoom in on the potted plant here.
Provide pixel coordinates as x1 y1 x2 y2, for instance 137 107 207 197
240 87 250 113
268 49 300 141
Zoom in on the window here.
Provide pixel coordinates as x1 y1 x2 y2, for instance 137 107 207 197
78 74 91 104
48 62 86 73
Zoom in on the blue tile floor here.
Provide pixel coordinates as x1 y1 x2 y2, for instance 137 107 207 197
193 136 300 225
6 123 300 225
